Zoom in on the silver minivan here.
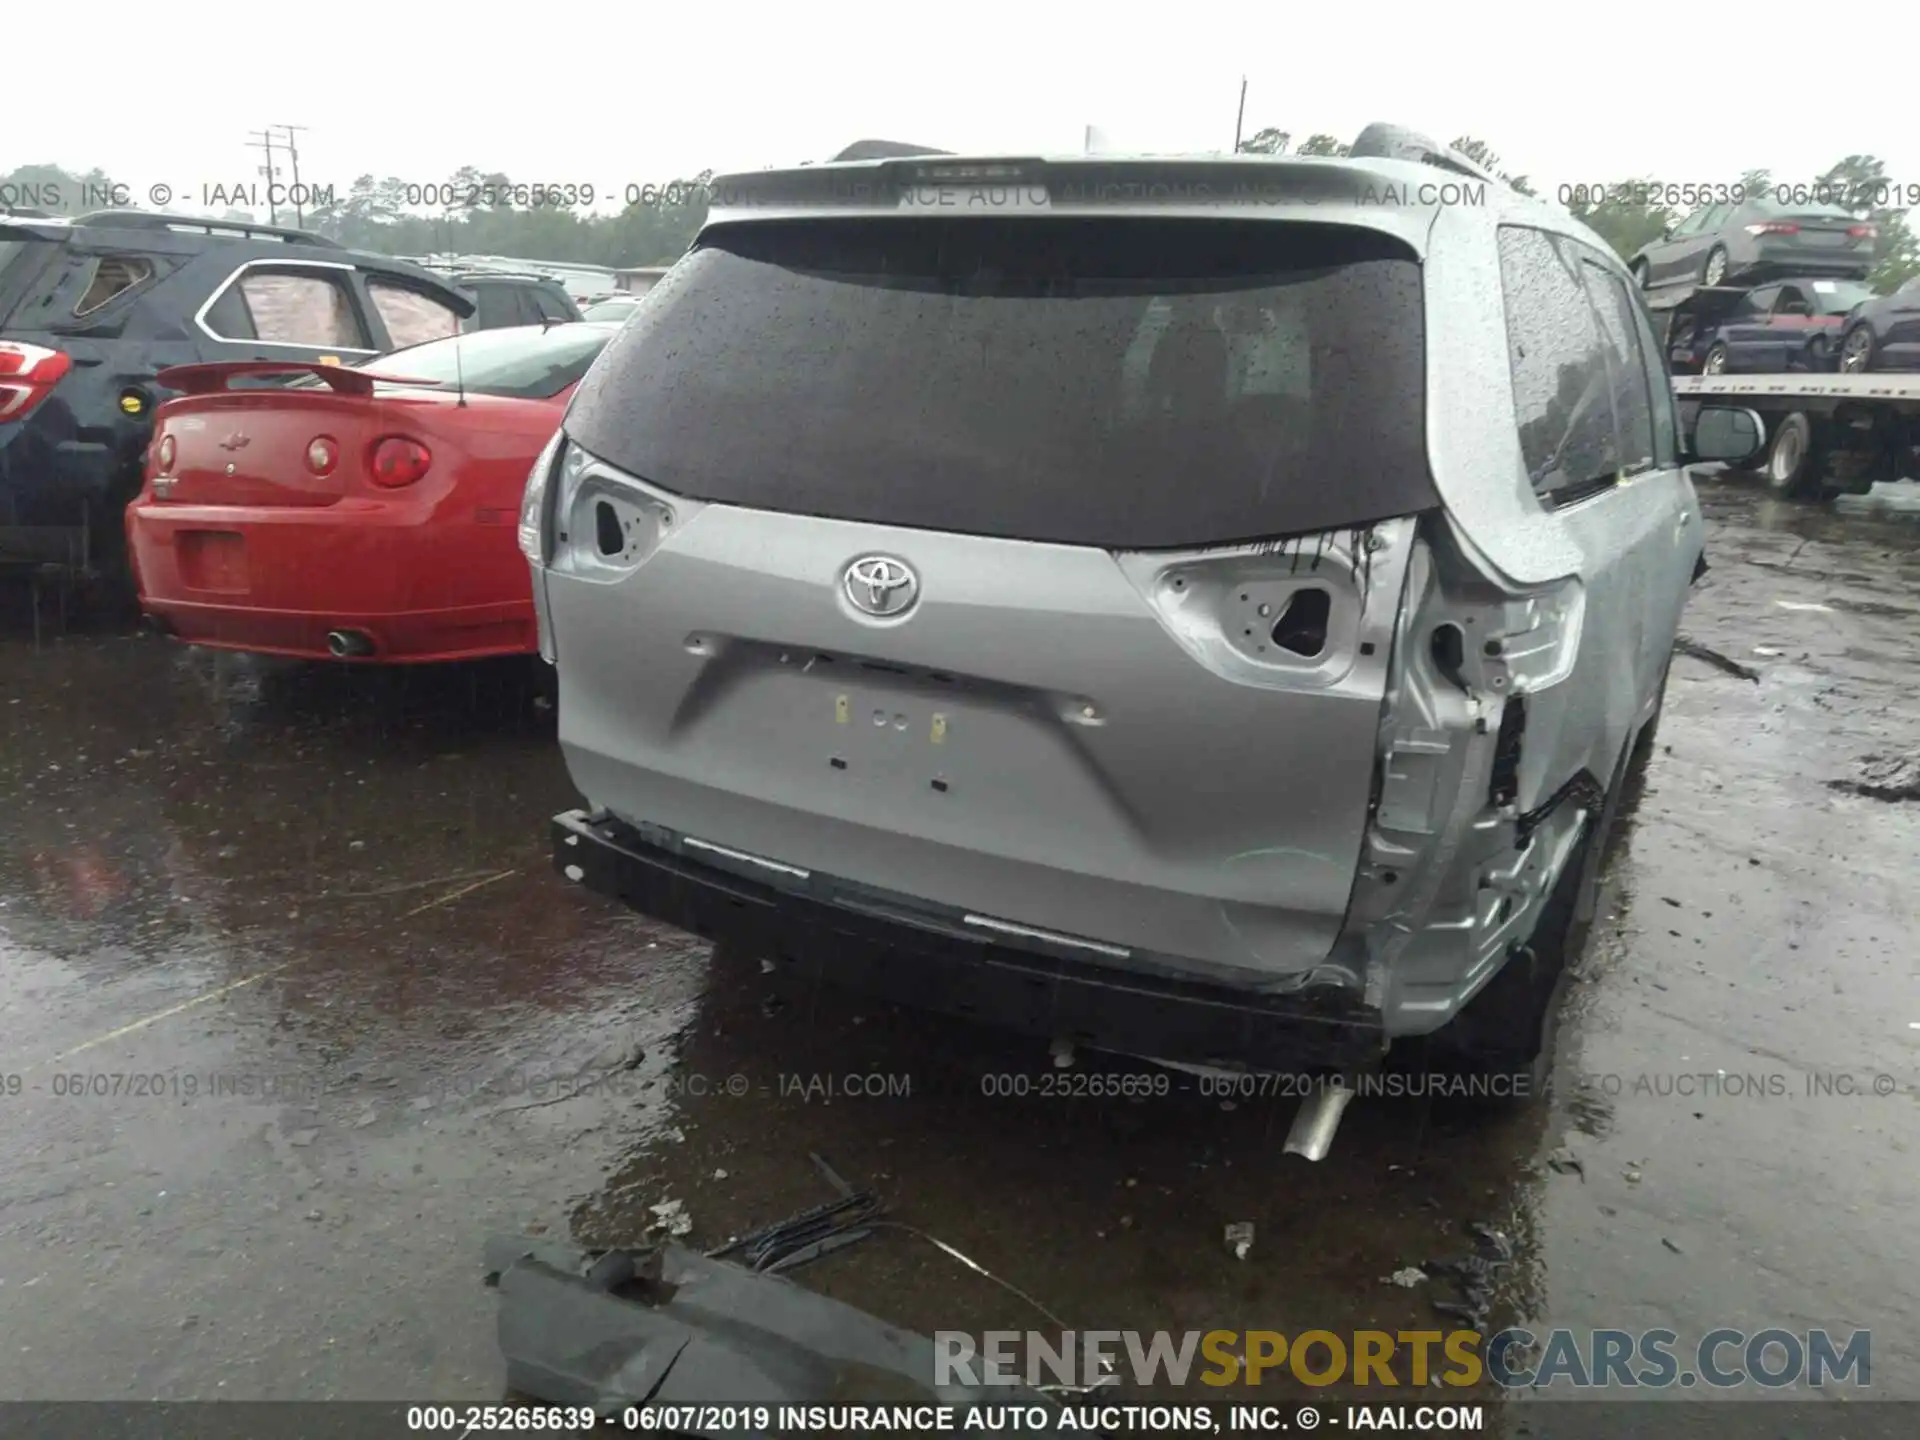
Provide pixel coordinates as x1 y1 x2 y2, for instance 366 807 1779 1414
523 125 1762 1121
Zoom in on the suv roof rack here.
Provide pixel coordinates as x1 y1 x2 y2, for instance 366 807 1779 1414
1347 124 1504 188
71 210 345 247
830 139 953 162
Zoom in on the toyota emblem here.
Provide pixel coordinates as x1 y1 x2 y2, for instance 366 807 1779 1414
843 555 920 618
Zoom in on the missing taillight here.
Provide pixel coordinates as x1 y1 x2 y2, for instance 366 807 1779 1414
1271 587 1332 657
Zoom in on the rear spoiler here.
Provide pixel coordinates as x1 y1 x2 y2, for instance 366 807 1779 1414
155 360 443 397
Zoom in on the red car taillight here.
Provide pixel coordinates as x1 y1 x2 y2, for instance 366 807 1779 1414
1744 221 1800 236
0 342 73 422
1848 224 1877 240
307 436 339 476
368 436 431 488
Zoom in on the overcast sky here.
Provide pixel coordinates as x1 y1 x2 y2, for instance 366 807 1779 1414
10 2 1917 210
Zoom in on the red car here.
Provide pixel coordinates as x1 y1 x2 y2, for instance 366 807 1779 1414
126 322 615 662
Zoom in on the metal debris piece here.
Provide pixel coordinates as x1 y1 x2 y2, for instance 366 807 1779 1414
1386 1267 1427 1288
704 1154 880 1273
1225 1221 1255 1260
1673 636 1760 682
1662 1237 1684 1255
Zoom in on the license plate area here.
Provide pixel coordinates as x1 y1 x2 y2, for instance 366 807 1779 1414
177 531 249 593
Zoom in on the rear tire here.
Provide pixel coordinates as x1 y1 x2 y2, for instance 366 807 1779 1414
1763 411 1822 499
1703 342 1729 375
1839 323 1879 374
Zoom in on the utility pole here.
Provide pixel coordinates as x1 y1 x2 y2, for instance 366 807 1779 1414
246 129 281 224
273 125 309 226
1233 77 1248 154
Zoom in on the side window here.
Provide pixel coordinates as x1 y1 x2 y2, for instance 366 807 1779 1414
1669 208 1708 238
1576 255 1659 477
1775 286 1812 316
532 287 575 323
203 269 368 348
74 254 156 317
469 286 523 330
1696 203 1733 236
1495 226 1619 499
367 281 461 349
1743 286 1780 316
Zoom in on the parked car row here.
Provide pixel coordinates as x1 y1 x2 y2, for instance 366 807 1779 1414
0 210 601 586
1631 198 1919 374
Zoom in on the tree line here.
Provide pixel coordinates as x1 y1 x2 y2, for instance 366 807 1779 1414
7 143 1917 290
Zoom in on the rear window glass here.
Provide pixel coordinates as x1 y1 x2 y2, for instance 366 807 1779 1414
356 323 612 399
1748 194 1855 220
563 218 1437 550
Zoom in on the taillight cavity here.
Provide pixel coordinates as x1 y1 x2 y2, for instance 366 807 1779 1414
307 436 339 476
0 342 73 422
368 436 431 488
156 434 176 473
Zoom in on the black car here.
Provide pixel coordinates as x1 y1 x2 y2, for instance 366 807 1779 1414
1837 274 1920 372
1630 194 1878 293
436 271 582 331
0 210 473 586
1665 277 1876 375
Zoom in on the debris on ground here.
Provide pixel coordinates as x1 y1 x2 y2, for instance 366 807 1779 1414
1385 1267 1427 1288
649 1198 694 1238
1225 1221 1255 1260
1826 752 1920 804
484 1237 1067 1421
1545 1146 1585 1179
1424 1223 1512 1331
704 1152 879 1273
1623 1165 1644 1184
1774 600 1834 613
1662 1237 1684 1255
1833 478 1920 516
1673 636 1760 682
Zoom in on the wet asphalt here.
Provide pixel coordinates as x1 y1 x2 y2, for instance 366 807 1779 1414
0 475 1915 1422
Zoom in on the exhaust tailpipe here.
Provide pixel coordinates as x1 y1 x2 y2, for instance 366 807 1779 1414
326 629 375 658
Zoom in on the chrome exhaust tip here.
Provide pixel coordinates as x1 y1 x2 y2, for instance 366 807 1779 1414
326 629 375 658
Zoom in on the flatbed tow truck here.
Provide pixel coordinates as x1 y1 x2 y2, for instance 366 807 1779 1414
1649 281 1920 500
